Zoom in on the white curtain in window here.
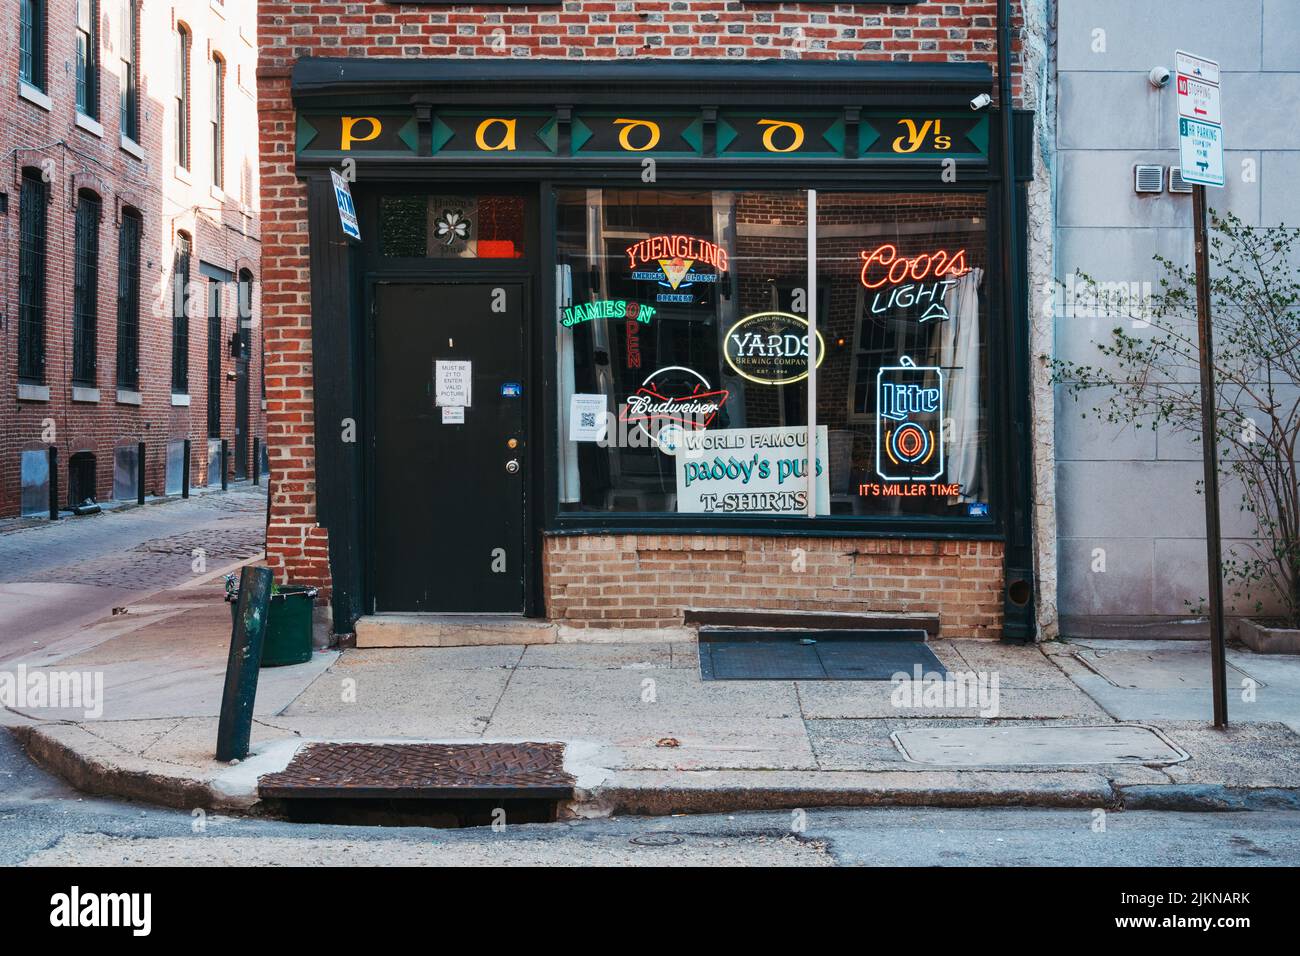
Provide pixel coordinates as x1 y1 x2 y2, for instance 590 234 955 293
933 267 983 502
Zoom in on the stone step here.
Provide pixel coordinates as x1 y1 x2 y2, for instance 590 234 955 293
355 613 558 648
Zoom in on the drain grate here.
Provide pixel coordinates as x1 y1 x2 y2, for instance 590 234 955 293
258 742 575 800
698 629 946 681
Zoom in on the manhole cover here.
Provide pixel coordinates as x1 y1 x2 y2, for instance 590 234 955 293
258 742 575 800
892 724 1190 767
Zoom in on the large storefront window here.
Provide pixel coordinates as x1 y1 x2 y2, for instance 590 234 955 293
556 188 990 521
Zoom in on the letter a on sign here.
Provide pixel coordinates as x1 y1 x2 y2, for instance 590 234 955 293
331 169 361 241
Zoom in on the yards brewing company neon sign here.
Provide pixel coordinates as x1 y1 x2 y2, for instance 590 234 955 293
626 235 728 303
859 244 970 324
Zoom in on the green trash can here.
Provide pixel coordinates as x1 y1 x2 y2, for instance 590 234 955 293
226 577 316 667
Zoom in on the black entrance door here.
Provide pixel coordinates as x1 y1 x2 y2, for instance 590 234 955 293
234 326 249 479
373 283 526 612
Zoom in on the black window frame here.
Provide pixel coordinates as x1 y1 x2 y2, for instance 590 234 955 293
175 24 191 171
20 0 46 91
116 208 142 389
207 277 222 438
210 52 225 189
119 0 139 142
18 169 49 384
72 190 101 386
171 233 192 393
75 0 99 121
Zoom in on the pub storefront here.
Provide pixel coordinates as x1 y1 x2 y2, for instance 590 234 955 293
289 58 1036 643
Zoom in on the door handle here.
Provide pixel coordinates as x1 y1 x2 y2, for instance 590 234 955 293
505 459 520 474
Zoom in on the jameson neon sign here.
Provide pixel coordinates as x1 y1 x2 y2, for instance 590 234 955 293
625 235 729 272
860 244 970 324
561 299 656 328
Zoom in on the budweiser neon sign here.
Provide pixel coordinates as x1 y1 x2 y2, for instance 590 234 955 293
625 235 729 272
859 244 969 290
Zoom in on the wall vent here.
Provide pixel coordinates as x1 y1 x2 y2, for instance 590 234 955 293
1168 166 1194 194
1134 164 1165 193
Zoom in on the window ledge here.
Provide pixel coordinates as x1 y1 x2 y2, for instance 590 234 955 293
116 388 143 406
210 184 227 202
19 82 52 111
71 386 100 403
75 112 104 138
171 392 191 407
120 135 145 160
210 0 226 18
174 164 192 184
17 383 50 402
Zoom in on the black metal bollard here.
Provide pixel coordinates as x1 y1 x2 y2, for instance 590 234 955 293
252 437 260 486
221 439 229 491
137 441 146 506
215 565 273 762
47 446 59 521
182 438 191 498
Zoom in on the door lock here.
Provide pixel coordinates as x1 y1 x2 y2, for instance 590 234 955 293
505 459 520 474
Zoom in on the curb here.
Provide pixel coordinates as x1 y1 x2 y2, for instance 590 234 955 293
13 724 241 812
16 722 1300 818
1117 784 1300 812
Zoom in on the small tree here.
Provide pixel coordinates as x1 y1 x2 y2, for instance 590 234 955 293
1050 212 1300 626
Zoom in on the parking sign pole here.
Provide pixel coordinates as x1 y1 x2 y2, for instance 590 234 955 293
1193 183 1229 729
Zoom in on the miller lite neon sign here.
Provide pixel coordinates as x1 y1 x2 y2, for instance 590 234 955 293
876 355 945 482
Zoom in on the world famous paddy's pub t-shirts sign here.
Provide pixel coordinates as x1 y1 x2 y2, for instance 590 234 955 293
296 110 990 161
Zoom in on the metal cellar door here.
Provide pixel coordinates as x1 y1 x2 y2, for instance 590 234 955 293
373 283 526 613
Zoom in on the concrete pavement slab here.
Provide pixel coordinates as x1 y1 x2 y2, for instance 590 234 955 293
892 724 1189 767
1156 721 1300 789
795 681 1109 719
1051 639 1300 728
518 643 673 669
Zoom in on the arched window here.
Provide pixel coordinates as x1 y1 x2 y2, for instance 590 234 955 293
72 189 101 385
175 24 191 171
210 52 225 189
18 168 49 383
119 0 139 141
116 208 142 388
171 232 192 393
20 0 46 91
75 0 99 120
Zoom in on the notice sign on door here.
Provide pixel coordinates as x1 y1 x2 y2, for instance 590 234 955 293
435 360 472 407
672 425 830 515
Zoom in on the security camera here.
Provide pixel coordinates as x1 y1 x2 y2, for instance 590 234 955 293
1149 66 1171 88
970 93 993 111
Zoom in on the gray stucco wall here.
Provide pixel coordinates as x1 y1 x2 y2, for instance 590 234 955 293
1053 0 1300 637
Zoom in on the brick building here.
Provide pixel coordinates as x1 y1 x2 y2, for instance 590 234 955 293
2 0 264 518
256 1 1051 644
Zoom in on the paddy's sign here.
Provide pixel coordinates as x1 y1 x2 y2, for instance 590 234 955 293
297 110 991 162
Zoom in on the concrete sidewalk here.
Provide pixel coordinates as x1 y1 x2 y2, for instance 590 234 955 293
4 571 1299 816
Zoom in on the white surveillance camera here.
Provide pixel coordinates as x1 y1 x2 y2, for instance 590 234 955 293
1149 66 1171 88
970 93 993 111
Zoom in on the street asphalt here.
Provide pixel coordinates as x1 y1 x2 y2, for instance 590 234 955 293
3 728 1298 866
0 486 266 664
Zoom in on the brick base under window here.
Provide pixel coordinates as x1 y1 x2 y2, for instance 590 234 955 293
544 534 1005 638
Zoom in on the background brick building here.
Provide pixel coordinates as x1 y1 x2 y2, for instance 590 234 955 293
256 1 1047 640
1 0 264 517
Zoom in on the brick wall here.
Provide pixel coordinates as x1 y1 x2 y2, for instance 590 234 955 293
545 534 1005 637
257 0 1026 617
1 0 263 517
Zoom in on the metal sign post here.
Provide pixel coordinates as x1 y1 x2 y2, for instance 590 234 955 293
1178 50 1228 728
